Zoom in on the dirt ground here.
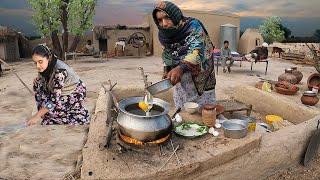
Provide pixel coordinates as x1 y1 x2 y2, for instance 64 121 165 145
267 154 320 180
0 56 319 179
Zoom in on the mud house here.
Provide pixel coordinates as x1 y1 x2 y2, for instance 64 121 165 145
239 28 264 54
0 26 20 61
0 26 31 62
93 25 151 57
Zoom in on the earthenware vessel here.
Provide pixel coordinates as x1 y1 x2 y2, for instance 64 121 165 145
278 68 298 84
307 73 320 91
291 67 303 83
301 91 319 106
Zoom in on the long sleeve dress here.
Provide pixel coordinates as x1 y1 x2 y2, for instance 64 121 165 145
33 61 89 125
159 18 216 108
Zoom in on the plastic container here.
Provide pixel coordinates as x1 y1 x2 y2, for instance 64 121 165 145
265 115 283 125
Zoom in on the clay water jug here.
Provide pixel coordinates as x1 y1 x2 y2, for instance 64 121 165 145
291 67 303 83
278 68 298 84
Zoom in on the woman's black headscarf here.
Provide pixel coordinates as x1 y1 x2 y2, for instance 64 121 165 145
152 1 185 39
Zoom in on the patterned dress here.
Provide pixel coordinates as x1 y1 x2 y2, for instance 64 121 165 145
33 69 89 125
159 18 216 108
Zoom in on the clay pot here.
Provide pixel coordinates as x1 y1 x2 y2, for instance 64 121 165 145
291 67 303 84
275 81 299 95
307 73 320 90
278 69 298 84
301 91 319 106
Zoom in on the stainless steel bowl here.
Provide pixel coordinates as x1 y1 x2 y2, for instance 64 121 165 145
222 119 248 139
146 79 173 95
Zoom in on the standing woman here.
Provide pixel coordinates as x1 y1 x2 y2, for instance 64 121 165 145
27 44 89 125
152 1 216 108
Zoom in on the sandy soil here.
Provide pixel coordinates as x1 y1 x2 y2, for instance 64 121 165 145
0 56 318 179
0 125 87 179
267 154 320 180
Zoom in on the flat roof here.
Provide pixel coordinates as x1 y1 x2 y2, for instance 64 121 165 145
94 25 150 30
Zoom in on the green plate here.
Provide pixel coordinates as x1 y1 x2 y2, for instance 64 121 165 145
174 122 209 138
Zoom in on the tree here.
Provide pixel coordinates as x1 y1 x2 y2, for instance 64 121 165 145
279 24 291 40
314 29 320 42
259 16 285 44
28 0 97 58
28 0 63 57
68 0 96 52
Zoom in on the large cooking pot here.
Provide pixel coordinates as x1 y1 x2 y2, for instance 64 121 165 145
117 96 172 142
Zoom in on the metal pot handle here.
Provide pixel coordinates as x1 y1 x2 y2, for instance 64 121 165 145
171 107 181 119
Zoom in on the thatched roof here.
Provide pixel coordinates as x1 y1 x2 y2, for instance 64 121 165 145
0 26 19 42
0 26 17 37
94 25 150 39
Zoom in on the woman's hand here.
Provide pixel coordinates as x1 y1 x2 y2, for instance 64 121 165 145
162 72 168 79
167 66 183 85
26 115 41 126
33 77 40 86
26 107 49 126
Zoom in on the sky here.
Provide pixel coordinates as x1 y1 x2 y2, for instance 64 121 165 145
0 0 320 37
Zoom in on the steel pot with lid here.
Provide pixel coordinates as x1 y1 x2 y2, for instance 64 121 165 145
117 96 172 142
301 91 319 106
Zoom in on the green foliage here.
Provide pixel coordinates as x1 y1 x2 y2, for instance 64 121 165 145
259 16 285 44
28 0 97 37
279 24 291 40
314 29 320 42
28 0 61 37
68 0 97 35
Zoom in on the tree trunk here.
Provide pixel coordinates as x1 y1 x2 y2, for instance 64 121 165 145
51 30 63 58
61 0 69 59
69 35 81 52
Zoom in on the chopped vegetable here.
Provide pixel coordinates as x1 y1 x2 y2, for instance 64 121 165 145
174 122 208 137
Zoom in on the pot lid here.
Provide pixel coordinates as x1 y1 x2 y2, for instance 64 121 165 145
303 91 317 96
285 68 293 73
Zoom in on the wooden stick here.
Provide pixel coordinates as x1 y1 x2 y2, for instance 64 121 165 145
0 58 33 95
170 139 181 165
157 145 179 172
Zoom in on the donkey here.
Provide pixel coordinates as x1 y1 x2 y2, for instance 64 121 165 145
272 47 284 58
